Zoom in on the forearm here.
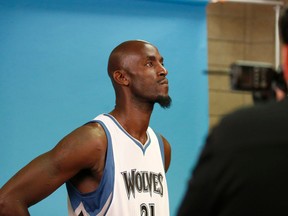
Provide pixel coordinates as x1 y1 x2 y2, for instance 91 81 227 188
0 152 69 211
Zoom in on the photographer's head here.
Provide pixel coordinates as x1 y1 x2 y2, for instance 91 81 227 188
280 6 288 83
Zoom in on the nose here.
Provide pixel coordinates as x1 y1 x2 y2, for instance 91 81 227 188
158 64 168 76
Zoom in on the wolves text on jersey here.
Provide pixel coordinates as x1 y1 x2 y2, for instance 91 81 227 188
121 169 164 200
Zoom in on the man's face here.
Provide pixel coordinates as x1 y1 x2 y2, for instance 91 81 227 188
123 43 171 108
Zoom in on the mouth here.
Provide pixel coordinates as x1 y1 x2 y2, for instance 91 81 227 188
159 79 168 85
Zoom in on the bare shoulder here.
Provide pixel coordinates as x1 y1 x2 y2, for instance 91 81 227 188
159 135 171 173
51 121 108 172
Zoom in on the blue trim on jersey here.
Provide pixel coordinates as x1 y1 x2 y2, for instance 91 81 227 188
66 120 115 215
156 133 165 168
103 113 151 155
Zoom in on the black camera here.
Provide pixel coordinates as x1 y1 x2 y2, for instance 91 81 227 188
230 61 287 103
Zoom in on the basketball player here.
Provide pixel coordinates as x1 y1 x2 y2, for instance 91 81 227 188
0 40 172 216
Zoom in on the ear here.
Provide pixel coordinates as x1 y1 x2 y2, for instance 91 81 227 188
113 70 129 86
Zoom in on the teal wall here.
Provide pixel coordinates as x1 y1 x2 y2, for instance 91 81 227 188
0 0 209 215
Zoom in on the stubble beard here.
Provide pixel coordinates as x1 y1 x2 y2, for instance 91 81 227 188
156 95 172 109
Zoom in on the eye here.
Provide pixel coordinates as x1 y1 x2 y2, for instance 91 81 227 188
145 61 153 67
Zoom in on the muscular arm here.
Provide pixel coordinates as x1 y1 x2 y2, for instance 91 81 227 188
0 122 106 216
161 135 171 173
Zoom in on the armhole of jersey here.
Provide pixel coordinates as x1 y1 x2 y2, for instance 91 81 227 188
66 119 114 216
89 119 115 215
156 133 165 168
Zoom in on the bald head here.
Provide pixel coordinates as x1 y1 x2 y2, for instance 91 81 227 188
106 39 171 108
107 40 154 78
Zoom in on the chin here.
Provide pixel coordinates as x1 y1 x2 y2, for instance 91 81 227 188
156 95 172 109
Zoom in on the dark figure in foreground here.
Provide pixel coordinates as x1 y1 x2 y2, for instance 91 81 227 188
0 40 172 216
177 6 288 216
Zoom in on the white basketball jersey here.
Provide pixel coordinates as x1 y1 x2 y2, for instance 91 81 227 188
66 113 170 216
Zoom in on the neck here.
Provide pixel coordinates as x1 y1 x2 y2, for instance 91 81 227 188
109 104 153 144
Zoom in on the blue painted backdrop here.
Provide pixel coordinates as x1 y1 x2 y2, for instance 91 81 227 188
0 0 209 215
